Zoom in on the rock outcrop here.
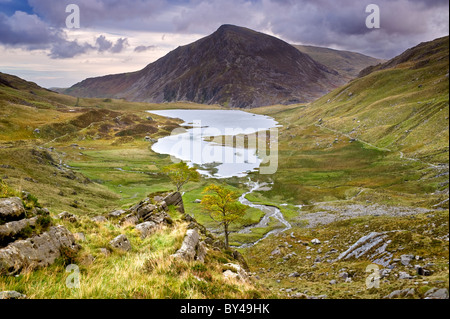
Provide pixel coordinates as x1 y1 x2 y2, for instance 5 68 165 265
223 263 249 282
0 225 80 275
0 197 25 222
163 192 185 213
335 231 395 267
109 234 132 252
172 228 207 263
0 217 37 246
0 291 27 299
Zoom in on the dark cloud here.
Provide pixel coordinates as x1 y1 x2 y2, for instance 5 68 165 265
134 45 157 52
0 0 448 59
49 39 94 59
170 0 449 58
0 11 130 58
96 35 113 52
0 11 55 49
95 35 129 53
110 38 129 53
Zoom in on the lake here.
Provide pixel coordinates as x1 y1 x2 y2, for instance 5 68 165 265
147 109 280 178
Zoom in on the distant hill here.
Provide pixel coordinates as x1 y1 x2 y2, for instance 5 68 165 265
293 45 384 81
63 25 343 108
287 36 449 164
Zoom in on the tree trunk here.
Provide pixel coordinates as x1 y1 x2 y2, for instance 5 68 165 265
224 223 229 250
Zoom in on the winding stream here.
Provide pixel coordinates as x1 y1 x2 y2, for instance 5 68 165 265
237 180 292 248
148 109 290 248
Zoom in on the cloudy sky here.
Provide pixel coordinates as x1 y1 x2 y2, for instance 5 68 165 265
0 0 448 88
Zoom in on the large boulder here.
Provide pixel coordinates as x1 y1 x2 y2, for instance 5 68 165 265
109 234 132 252
0 197 25 223
0 291 27 299
172 228 199 261
424 288 449 299
172 228 207 263
335 231 394 267
135 221 158 239
164 192 184 213
0 226 80 275
223 263 249 282
0 217 37 246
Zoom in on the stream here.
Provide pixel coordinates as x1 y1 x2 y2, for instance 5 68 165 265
236 179 292 248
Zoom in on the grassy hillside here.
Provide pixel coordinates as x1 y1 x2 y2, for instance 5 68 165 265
293 45 384 81
245 36 448 210
0 73 271 299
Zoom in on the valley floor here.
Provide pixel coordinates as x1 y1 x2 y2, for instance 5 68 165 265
0 98 448 299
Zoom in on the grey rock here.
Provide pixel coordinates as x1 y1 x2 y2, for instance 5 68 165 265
99 248 110 257
288 272 300 278
196 241 208 263
223 263 249 281
311 238 321 245
172 228 200 262
424 288 449 299
0 226 79 275
164 192 185 213
399 271 414 280
135 221 158 239
0 217 37 243
58 211 78 223
91 215 107 223
0 291 27 299
109 234 132 252
0 197 25 222
329 280 337 285
385 288 415 299
401 254 415 266
339 272 349 280
108 210 126 218
336 232 393 266
193 199 202 204
271 247 281 256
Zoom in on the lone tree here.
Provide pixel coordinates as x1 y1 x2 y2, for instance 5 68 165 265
162 162 200 192
201 184 247 249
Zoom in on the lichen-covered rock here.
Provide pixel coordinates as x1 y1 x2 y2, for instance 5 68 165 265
196 241 208 263
0 291 27 299
109 234 131 252
58 211 78 223
424 288 449 299
0 226 80 275
335 231 394 267
223 263 249 281
91 215 107 223
0 217 37 246
0 197 25 222
135 221 157 239
164 192 184 213
108 210 126 218
172 229 200 261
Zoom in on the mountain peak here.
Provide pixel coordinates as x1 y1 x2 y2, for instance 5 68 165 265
65 26 341 108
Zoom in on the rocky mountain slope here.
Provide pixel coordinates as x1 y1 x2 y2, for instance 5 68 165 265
63 25 342 108
293 45 384 81
286 36 449 164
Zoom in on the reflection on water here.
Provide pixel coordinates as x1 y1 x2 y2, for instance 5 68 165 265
148 109 280 178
